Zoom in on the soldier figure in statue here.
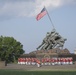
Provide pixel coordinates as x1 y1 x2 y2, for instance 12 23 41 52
36 32 51 50
47 29 59 50
52 37 67 49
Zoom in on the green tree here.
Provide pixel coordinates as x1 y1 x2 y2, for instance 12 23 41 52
0 36 25 62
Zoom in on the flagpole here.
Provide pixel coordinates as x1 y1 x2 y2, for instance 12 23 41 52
44 6 55 29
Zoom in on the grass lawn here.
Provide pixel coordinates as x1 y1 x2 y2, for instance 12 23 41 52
0 70 76 75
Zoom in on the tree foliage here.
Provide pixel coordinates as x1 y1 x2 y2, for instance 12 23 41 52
0 36 25 62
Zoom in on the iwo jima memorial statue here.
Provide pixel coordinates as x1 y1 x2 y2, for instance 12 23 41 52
29 7 70 58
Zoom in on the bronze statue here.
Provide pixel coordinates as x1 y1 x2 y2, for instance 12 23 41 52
36 29 67 50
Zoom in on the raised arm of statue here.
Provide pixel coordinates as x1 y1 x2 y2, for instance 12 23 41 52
36 41 45 50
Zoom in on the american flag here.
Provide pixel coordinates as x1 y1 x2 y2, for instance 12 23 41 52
36 7 47 21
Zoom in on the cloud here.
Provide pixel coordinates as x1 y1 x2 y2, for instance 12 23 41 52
0 0 75 21
31 0 62 17
0 0 34 18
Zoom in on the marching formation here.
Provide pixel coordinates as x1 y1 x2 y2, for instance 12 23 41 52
18 57 73 67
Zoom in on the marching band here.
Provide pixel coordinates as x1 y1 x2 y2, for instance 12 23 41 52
18 57 73 67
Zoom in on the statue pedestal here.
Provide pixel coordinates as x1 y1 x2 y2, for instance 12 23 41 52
30 48 70 59
36 53 58 59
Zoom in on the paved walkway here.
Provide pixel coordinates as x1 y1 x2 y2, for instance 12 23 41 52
2 63 76 71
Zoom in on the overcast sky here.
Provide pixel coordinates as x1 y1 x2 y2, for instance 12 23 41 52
0 0 76 53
